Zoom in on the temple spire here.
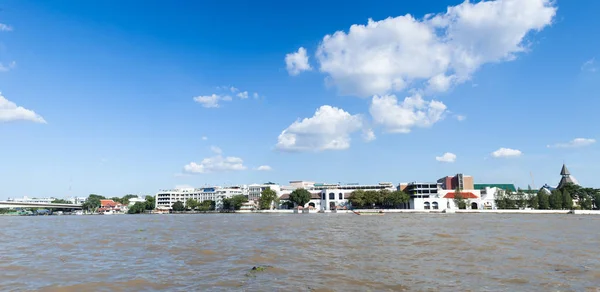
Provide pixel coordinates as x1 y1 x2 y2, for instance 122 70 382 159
560 164 570 176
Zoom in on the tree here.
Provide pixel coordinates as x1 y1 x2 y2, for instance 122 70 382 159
454 187 466 209
172 201 185 211
198 200 215 211
289 188 312 208
144 195 155 210
128 202 146 214
528 193 539 209
222 195 248 210
186 198 199 210
258 188 278 210
383 190 409 208
348 190 365 208
594 192 600 210
82 194 106 211
51 199 72 204
121 194 137 206
363 190 381 208
515 191 527 209
537 191 550 210
549 190 563 210
562 190 573 210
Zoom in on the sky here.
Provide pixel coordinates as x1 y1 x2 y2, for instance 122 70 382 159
1 0 599 199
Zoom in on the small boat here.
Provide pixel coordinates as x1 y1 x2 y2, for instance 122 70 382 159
352 210 385 216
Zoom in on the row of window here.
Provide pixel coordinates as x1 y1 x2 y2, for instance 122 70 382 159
423 202 440 210
323 193 344 200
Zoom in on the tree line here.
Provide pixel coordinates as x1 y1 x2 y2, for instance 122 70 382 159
495 183 600 210
347 189 410 209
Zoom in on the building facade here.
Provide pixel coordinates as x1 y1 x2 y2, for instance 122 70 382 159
155 186 245 210
438 174 474 190
247 183 282 201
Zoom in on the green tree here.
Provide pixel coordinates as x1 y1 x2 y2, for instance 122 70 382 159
222 195 248 210
348 190 365 208
537 191 550 209
121 194 137 206
363 190 381 208
454 187 466 209
258 188 278 210
593 192 600 210
528 193 539 209
549 190 563 210
172 201 185 211
144 195 155 210
82 194 106 211
515 191 527 209
51 199 72 204
128 202 146 214
186 198 199 210
198 200 215 211
289 188 312 208
562 190 573 210
383 190 409 208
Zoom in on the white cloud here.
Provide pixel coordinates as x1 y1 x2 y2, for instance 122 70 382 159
0 92 46 123
455 114 466 121
0 23 13 32
201 136 208 141
256 165 272 171
193 94 231 108
362 128 376 142
436 152 457 163
547 138 596 148
315 0 556 97
285 47 312 76
210 146 222 154
0 61 16 72
230 86 239 93
253 92 259 99
369 94 447 133
183 148 247 174
491 148 522 158
237 91 249 99
581 58 597 73
276 105 364 151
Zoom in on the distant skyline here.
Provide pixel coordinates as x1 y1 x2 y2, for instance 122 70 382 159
1 0 599 199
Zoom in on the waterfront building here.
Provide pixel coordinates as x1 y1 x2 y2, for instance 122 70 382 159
128 196 146 206
437 174 474 190
6 196 57 204
67 196 88 204
540 164 580 194
401 182 440 210
474 184 517 210
247 182 282 201
155 186 245 210
98 199 127 214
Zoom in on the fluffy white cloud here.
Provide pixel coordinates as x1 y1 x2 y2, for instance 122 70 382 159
491 148 522 158
362 128 376 142
285 47 312 76
0 61 16 72
256 165 272 171
193 94 232 108
455 114 466 121
183 147 247 174
0 23 12 32
276 105 364 151
253 92 259 99
315 0 556 97
436 152 457 163
581 58 597 73
0 92 46 123
369 94 447 133
547 138 596 148
237 91 249 99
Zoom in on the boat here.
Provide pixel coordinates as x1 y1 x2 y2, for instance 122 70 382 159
352 210 385 216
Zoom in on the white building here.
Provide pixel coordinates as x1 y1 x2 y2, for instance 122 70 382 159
128 196 146 206
155 186 245 210
67 196 87 204
247 183 282 201
7 196 57 204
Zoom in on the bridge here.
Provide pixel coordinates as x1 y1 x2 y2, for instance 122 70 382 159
0 201 83 209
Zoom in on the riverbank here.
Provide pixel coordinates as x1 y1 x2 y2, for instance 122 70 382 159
234 209 600 215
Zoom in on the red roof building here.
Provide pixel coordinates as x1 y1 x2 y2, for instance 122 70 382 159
443 192 479 199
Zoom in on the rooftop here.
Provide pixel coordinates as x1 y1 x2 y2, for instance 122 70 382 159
473 184 516 192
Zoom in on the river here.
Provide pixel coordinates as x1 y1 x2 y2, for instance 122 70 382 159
0 213 598 291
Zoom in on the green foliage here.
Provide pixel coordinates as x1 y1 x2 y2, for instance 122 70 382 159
51 199 72 204
198 200 215 211
528 193 539 209
289 188 312 207
222 195 248 210
562 190 573 210
349 189 408 209
282 201 295 209
128 202 146 214
82 194 106 211
172 201 185 211
537 191 550 209
549 190 563 210
259 188 278 210
186 198 199 210
382 190 410 208
454 187 467 209
144 195 155 210
121 194 137 206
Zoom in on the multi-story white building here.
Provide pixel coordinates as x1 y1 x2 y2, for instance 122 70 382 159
247 183 282 201
128 196 146 206
155 186 245 210
7 196 57 204
67 196 88 204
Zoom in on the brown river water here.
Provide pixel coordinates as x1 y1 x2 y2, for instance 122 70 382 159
1 214 599 292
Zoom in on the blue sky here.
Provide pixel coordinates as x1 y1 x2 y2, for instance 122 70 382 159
1 0 599 199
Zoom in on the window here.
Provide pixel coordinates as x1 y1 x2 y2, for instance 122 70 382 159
322 193 325 200
432 202 439 210
339 193 343 200
424 202 431 210
329 193 335 200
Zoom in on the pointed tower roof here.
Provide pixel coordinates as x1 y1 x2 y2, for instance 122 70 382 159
560 164 570 176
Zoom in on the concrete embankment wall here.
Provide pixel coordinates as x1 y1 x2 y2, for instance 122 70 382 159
238 209 600 215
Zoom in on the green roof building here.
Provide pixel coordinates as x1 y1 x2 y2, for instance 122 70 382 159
473 184 516 192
